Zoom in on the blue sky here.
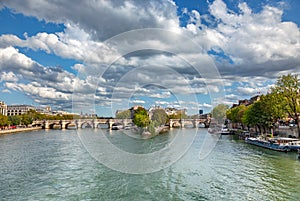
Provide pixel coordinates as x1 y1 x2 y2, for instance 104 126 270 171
0 0 300 117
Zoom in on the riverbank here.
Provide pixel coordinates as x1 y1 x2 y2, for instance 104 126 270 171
0 127 42 135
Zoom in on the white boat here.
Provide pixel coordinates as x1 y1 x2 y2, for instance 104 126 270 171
207 121 220 134
198 123 206 128
220 125 230 135
111 124 123 130
208 125 230 135
245 137 299 152
287 140 300 151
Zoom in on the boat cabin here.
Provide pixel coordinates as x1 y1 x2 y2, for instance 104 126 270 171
271 137 298 145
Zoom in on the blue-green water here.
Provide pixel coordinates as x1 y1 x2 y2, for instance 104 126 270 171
0 129 299 201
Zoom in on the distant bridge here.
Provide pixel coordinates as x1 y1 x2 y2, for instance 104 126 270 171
32 118 210 130
32 119 132 129
169 118 210 128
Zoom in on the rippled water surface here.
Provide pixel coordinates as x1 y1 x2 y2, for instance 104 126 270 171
0 129 299 200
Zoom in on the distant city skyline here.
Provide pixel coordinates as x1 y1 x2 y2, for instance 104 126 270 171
0 0 300 116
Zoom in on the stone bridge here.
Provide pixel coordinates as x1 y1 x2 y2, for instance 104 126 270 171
169 118 210 128
32 118 210 130
32 119 133 129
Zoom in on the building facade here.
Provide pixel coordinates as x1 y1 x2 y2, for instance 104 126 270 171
165 107 187 117
7 105 35 116
0 101 7 116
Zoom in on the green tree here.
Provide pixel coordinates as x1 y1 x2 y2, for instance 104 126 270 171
8 115 21 125
253 100 266 132
168 114 179 119
242 104 254 129
116 110 131 119
261 93 285 133
227 105 244 128
212 104 229 124
272 73 300 136
242 99 272 133
167 110 188 119
0 115 10 127
24 109 48 121
20 114 33 126
241 94 286 134
151 109 167 127
133 107 150 128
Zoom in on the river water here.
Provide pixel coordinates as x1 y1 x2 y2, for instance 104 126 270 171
0 128 299 201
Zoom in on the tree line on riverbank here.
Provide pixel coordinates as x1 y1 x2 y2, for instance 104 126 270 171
225 74 300 136
0 110 80 128
0 109 120 128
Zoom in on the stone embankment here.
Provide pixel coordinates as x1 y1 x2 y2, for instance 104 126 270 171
0 127 42 135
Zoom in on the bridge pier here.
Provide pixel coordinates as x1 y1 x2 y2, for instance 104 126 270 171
61 120 68 129
44 121 50 129
192 120 196 128
93 121 98 129
169 119 173 128
108 119 114 129
180 119 184 128
76 120 82 129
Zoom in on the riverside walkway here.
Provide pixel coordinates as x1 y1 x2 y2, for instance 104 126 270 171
0 127 42 135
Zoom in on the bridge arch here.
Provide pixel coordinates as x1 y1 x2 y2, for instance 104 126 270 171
96 123 109 129
63 122 76 129
78 120 94 129
94 122 110 129
48 122 61 129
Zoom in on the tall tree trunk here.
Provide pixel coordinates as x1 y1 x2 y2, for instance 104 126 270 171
297 117 300 138
257 125 261 134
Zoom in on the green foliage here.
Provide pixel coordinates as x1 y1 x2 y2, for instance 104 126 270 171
151 109 167 126
61 114 80 120
262 93 285 122
8 115 21 125
230 93 286 133
116 110 131 119
25 109 46 121
133 107 150 128
245 98 270 129
212 104 229 124
0 115 10 126
168 111 188 119
20 114 32 126
227 105 246 124
148 122 156 135
272 73 300 135
227 82 290 133
3 110 82 126
272 73 300 120
241 104 253 126
168 114 178 119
